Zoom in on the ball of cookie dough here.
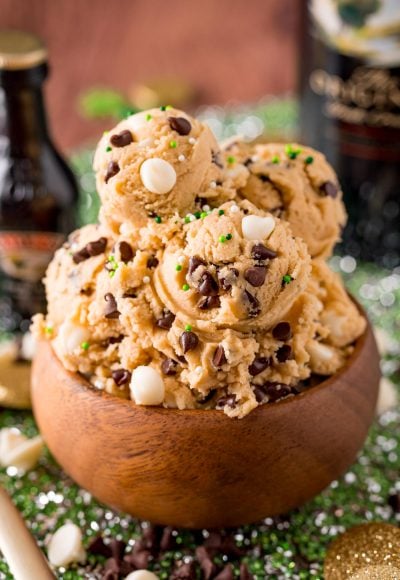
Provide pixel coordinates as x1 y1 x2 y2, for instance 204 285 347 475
222 140 347 258
154 200 311 332
93 107 228 233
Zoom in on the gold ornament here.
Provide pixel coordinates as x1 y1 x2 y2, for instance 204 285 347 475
324 523 400 580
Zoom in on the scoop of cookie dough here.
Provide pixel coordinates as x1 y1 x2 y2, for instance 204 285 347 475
94 107 232 234
154 200 311 332
222 140 347 258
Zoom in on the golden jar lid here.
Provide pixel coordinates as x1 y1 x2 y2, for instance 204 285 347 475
0 30 47 70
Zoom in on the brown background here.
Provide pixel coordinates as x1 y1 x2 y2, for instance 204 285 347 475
0 0 301 151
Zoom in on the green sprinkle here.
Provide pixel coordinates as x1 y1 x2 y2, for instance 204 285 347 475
305 156 314 165
227 155 235 164
165 105 173 110
175 264 182 271
200 212 207 219
44 326 53 335
154 215 162 224
272 155 280 164
285 144 302 159
185 324 192 332
125 110 135 118
219 235 227 243
105 146 112 152
218 209 225 216
160 105 167 111
81 341 90 351
225 233 232 240
282 274 293 285
182 283 190 291
169 140 177 148
146 113 152 121
194 211 201 219
184 216 191 224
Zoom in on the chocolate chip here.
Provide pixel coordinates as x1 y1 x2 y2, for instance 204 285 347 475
161 358 178 376
199 271 219 296
243 157 253 167
109 539 127 561
240 563 253 580
214 564 234 580
216 394 237 409
196 546 217 580
156 311 175 330
80 286 93 296
251 243 277 261
218 268 239 291
104 293 120 319
276 344 292 362
87 535 112 558
253 385 267 403
118 241 134 263
244 266 267 287
272 321 292 341
258 174 270 183
168 116 192 135
213 345 227 367
249 356 270 376
180 331 199 354
197 295 220 310
101 334 124 347
110 130 133 148
123 548 150 571
122 290 137 299
264 382 292 402
111 368 131 386
203 531 245 558
105 161 120 183
188 255 206 275
87 237 107 257
147 255 159 269
320 180 338 198
244 290 261 317
72 247 90 264
211 150 224 168
171 561 197 580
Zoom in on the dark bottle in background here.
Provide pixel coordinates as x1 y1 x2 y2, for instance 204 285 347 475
299 0 400 268
0 31 78 335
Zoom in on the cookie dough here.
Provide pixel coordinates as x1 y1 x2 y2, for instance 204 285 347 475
94 107 233 235
33 107 366 418
222 140 347 258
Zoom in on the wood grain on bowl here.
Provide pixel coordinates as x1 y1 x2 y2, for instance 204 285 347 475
31 316 380 529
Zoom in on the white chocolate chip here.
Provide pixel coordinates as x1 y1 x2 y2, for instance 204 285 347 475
229 204 239 213
130 366 165 406
202 204 210 211
143 276 150 284
376 377 398 415
47 523 86 567
178 154 186 162
188 137 196 145
56 321 90 354
307 341 335 366
241 215 275 240
177 256 185 265
126 111 149 133
140 158 176 194
119 223 131 236
0 428 27 465
124 571 159 580
20 331 37 361
210 181 217 189
0 433 44 473
189 214 196 222
195 366 203 375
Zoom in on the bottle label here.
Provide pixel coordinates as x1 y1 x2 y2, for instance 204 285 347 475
0 231 63 282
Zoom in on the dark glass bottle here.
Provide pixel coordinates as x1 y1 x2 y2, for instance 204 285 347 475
0 31 78 334
299 0 400 268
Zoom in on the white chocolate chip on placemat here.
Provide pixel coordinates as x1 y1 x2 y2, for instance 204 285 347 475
47 522 86 567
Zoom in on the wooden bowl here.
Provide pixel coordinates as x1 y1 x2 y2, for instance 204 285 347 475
31 317 380 529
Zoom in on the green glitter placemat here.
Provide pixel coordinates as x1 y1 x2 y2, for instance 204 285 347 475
0 262 399 580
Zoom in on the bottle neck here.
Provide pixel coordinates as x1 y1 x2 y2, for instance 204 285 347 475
0 83 49 155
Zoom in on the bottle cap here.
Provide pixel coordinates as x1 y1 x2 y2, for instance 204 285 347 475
0 30 47 70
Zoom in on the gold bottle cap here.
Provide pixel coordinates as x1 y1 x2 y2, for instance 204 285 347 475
0 30 47 70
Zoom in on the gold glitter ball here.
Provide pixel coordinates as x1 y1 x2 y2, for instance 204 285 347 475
324 523 400 579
